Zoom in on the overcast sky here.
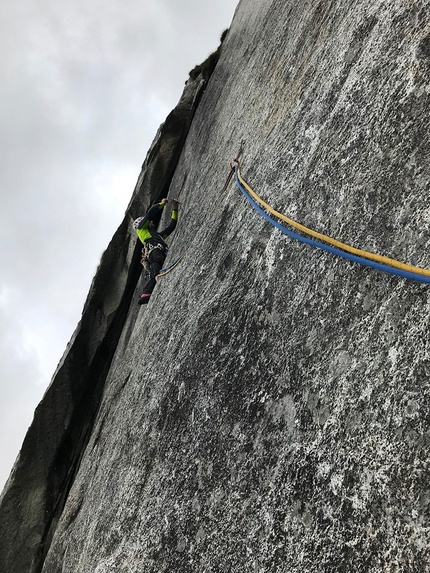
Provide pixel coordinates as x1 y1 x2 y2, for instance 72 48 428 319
0 0 237 492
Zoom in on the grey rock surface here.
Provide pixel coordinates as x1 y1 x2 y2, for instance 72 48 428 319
2 0 430 571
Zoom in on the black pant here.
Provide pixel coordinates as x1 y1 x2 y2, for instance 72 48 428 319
142 248 166 295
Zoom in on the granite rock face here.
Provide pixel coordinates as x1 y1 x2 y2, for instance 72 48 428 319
2 0 430 571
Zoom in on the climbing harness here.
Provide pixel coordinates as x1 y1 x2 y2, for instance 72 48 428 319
231 161 430 285
140 242 168 270
146 242 169 255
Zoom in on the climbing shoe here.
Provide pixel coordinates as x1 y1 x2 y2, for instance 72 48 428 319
138 293 151 305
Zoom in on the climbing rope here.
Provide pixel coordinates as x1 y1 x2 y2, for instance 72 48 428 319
232 161 430 285
158 246 190 277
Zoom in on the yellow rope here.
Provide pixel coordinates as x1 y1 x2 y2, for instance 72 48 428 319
157 250 188 278
234 161 430 277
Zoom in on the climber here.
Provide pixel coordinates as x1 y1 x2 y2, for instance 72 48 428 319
133 198 179 305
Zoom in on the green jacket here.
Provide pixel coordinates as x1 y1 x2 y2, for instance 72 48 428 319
134 202 178 246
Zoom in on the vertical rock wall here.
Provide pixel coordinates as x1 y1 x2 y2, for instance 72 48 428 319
2 0 430 571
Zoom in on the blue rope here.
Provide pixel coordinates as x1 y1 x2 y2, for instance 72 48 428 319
233 165 430 285
159 245 191 276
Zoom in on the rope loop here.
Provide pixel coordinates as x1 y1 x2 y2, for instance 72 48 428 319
232 162 430 284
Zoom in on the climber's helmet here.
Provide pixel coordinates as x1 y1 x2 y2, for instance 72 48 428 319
133 217 145 230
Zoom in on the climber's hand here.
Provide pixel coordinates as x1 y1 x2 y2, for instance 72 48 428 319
171 199 179 210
